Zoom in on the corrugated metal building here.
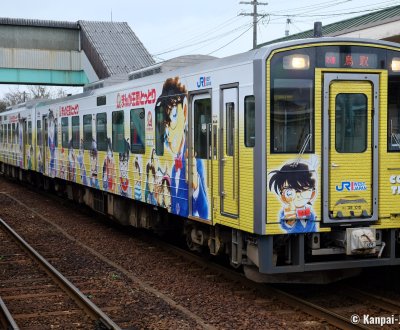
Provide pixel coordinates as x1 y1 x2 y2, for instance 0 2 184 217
0 18 155 85
258 4 400 47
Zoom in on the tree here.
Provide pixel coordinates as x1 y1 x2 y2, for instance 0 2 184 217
0 100 6 112
0 85 70 112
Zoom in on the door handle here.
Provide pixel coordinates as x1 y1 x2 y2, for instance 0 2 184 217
331 163 340 168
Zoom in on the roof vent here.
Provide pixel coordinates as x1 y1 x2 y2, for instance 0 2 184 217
314 22 323 37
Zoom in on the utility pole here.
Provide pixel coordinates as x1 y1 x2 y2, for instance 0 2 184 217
239 1 268 49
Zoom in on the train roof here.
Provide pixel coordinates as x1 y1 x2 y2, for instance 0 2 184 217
2 36 400 117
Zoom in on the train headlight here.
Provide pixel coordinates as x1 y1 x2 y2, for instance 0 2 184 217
391 58 400 71
283 54 310 70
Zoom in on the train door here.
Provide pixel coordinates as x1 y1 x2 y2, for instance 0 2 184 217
323 73 378 223
189 93 212 221
42 115 48 175
220 85 239 217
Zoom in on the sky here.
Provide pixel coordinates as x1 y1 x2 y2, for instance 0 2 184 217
1 0 400 97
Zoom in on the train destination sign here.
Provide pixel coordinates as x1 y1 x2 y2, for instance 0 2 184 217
325 52 378 69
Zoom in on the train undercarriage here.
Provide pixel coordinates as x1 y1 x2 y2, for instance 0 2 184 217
2 162 400 284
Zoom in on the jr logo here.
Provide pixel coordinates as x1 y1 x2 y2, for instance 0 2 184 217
336 181 367 192
197 76 211 88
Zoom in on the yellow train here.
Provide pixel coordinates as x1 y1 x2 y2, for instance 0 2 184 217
1 37 400 282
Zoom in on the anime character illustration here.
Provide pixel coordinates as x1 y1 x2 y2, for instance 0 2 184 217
133 156 142 201
48 110 57 177
90 140 100 189
119 139 132 198
77 139 87 185
158 175 171 212
67 139 76 182
18 117 23 168
268 159 318 233
102 138 116 192
58 147 67 179
145 149 157 205
27 145 33 170
156 77 208 218
37 145 44 173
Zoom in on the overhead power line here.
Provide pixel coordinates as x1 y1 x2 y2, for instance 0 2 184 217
239 1 268 49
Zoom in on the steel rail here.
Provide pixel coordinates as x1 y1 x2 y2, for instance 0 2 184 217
344 286 400 313
0 297 19 330
153 240 371 330
0 217 121 330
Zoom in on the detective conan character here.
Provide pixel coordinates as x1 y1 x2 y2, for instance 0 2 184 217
77 139 87 186
119 139 131 198
27 145 33 170
67 139 76 182
133 156 142 201
48 110 57 177
156 77 208 218
145 161 157 205
268 161 317 233
90 140 100 189
102 138 116 192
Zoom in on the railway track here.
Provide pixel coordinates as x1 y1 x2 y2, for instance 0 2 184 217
0 297 18 330
0 217 120 330
1 179 398 329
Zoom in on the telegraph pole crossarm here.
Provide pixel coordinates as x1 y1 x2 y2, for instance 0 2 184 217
239 1 268 49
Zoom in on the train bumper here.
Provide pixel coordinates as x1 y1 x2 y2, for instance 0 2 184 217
247 228 400 275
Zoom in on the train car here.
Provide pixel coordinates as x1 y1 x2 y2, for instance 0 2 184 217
1 36 400 282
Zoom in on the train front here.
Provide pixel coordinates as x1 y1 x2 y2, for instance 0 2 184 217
249 39 400 282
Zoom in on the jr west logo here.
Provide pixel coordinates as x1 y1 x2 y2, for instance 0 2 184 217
336 181 367 192
197 76 211 88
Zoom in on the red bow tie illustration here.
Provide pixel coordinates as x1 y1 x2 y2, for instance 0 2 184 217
297 208 311 218
175 156 183 170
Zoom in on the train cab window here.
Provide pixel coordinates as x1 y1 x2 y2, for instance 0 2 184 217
271 79 313 153
61 117 69 148
244 96 255 147
83 114 93 150
226 102 235 157
96 113 107 151
71 116 80 149
27 121 32 145
112 110 124 153
194 98 211 159
130 108 145 154
335 93 367 153
36 121 42 146
388 78 400 151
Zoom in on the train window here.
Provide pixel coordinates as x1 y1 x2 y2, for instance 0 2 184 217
130 108 145 154
244 96 255 147
112 110 124 153
61 117 69 148
335 93 367 153
11 123 15 144
271 79 313 153
83 114 92 150
97 95 106 106
96 113 107 152
155 105 164 156
388 78 400 151
27 121 32 145
7 124 10 144
36 121 42 146
194 98 211 159
226 102 235 157
72 116 80 149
